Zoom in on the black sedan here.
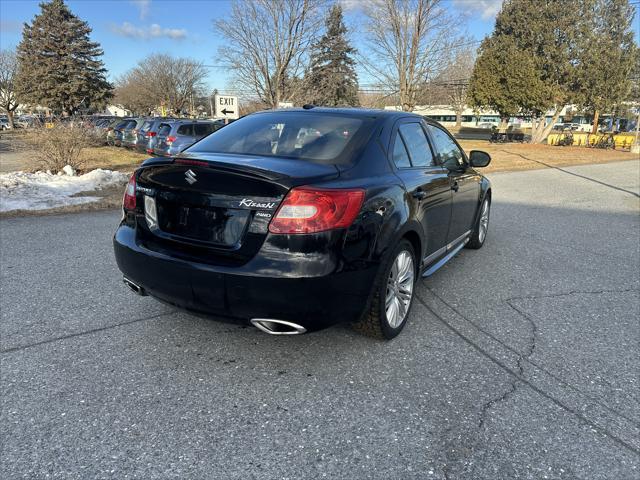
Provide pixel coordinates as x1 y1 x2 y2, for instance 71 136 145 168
113 107 492 339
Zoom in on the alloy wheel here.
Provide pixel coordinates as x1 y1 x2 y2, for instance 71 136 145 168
385 250 415 328
479 200 490 243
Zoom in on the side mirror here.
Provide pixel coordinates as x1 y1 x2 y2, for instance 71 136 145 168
469 150 491 168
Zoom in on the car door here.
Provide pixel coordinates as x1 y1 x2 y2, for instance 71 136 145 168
425 123 480 244
390 119 451 260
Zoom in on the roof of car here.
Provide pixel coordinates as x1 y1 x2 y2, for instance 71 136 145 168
257 107 422 120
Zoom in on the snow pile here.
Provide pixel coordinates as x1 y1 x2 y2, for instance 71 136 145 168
0 167 130 212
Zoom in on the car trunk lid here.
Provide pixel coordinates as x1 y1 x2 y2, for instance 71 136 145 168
135 155 339 264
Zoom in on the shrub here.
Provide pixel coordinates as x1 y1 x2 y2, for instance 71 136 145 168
24 121 102 173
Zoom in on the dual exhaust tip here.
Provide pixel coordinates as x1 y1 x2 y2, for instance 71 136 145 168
122 277 305 335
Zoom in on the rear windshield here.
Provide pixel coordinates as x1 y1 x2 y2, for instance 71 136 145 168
186 112 371 164
140 121 153 132
157 123 172 136
194 124 214 136
177 124 193 136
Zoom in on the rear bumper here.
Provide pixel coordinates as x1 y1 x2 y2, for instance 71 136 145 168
113 224 379 331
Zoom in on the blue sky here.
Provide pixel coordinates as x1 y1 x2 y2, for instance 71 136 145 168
1 0 638 95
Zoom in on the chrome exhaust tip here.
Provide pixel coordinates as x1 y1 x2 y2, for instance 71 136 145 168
123 277 147 296
250 319 307 335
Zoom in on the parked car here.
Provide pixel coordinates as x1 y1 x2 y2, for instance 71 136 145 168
136 118 176 154
114 108 492 339
120 118 147 149
0 118 10 130
152 120 221 156
107 118 133 146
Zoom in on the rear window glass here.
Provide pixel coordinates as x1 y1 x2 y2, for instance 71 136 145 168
177 124 193 135
140 121 153 132
186 112 371 164
157 124 172 136
194 124 213 136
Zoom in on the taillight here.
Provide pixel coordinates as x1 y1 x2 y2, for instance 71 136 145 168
123 173 136 211
166 135 177 144
269 187 365 234
146 131 157 137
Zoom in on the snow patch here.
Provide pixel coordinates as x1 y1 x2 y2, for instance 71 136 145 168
0 167 129 212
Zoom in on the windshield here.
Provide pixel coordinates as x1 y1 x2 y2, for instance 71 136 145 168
185 112 371 164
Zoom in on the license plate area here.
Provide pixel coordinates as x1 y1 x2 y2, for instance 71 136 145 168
155 198 250 246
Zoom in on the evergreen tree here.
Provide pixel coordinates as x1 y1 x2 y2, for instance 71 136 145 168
305 4 359 107
468 34 550 128
575 0 638 131
468 0 637 141
15 0 112 115
468 0 584 142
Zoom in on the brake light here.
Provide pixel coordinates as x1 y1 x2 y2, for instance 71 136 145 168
123 173 136 211
175 159 209 167
166 135 177 144
145 131 157 137
269 187 365 234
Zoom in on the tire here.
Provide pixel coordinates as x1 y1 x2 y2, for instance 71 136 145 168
353 239 417 340
466 196 490 249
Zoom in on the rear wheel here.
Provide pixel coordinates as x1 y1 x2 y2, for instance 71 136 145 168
354 240 417 339
466 196 490 249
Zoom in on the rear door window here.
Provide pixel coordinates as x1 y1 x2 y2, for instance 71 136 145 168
398 123 434 167
426 125 465 169
177 124 193 136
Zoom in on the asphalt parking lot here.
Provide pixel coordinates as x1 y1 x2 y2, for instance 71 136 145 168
1 160 639 479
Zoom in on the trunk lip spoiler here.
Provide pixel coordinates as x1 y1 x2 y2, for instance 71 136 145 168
141 153 341 183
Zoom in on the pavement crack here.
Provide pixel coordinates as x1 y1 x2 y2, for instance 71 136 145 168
424 286 640 428
505 288 639 303
0 311 174 354
414 291 640 456
477 300 537 429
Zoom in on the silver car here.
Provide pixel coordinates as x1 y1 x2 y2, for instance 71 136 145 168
153 120 221 156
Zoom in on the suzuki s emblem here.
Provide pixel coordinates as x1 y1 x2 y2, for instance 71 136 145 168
185 169 197 185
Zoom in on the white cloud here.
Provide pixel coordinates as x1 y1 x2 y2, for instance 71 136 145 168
452 0 503 20
110 22 187 40
131 0 151 20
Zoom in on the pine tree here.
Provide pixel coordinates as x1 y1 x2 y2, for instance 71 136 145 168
15 0 112 115
575 0 638 131
468 0 584 142
305 4 359 107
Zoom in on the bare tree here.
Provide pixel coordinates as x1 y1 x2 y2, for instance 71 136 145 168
215 0 324 108
115 54 208 115
433 48 475 127
362 0 464 112
0 48 19 128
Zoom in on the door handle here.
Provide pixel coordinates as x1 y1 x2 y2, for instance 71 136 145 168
412 189 427 200
451 181 459 192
